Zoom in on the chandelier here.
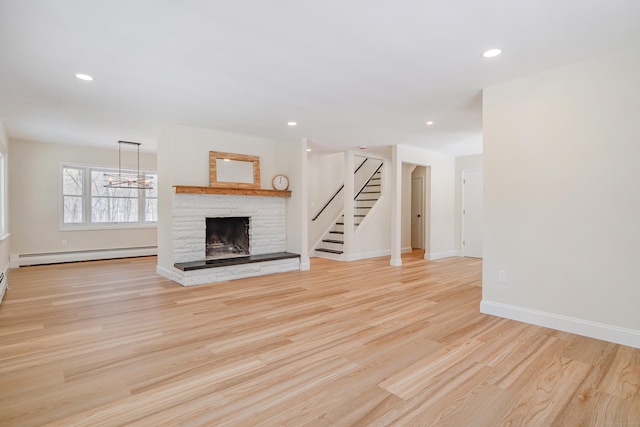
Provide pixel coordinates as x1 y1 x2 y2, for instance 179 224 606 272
104 141 154 190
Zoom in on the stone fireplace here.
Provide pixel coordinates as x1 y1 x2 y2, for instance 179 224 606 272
206 217 250 259
170 189 300 286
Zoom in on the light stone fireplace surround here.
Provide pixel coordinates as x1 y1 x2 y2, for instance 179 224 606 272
171 192 300 286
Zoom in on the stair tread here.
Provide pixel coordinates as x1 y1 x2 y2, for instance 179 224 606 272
316 248 344 255
322 239 344 244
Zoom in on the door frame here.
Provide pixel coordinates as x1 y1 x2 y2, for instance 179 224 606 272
461 168 482 257
400 162 429 259
411 175 424 249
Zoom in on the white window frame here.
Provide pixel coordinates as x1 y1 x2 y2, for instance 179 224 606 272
60 162 157 231
0 149 8 241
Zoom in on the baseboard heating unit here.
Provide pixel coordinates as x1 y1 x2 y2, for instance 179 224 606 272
10 246 157 268
0 271 6 303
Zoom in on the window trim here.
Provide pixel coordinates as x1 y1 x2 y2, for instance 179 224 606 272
60 162 157 231
0 148 7 239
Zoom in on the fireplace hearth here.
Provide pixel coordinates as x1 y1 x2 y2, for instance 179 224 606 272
206 217 249 259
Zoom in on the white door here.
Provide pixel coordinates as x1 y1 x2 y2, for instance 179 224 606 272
411 177 423 249
462 169 483 258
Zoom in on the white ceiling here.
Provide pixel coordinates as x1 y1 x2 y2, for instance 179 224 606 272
1 1 639 156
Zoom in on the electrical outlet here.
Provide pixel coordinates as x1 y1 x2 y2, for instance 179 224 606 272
62 240 68 247
498 270 507 284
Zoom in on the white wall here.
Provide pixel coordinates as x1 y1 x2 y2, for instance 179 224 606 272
8 139 157 258
482 47 640 348
455 154 482 252
391 145 455 264
277 139 309 270
157 124 305 274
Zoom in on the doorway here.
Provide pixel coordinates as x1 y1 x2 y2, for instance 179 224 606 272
401 164 428 257
462 169 483 258
396 162 430 264
411 176 424 249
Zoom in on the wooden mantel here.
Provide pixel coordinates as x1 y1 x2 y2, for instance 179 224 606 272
173 186 291 198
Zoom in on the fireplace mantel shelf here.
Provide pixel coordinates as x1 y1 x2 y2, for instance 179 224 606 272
173 186 291 197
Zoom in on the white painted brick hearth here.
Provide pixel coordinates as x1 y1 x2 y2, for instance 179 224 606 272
171 193 299 286
172 258 300 286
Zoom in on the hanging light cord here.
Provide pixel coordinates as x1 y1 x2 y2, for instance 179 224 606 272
118 141 122 180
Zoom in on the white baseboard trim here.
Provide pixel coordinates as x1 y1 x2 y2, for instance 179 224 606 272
313 251 344 261
480 300 640 349
425 250 459 260
9 254 19 269
0 267 7 304
299 261 311 271
402 246 413 254
12 247 158 267
390 258 402 266
156 265 175 282
344 249 391 262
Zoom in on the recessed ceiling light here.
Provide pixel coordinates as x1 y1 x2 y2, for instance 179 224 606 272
482 49 502 58
306 148 311 152
287 121 297 126
75 73 94 81
426 121 434 126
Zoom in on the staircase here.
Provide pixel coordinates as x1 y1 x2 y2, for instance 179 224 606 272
315 169 382 257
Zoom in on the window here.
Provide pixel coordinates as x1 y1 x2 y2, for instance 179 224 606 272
63 167 83 223
62 165 157 228
0 150 6 238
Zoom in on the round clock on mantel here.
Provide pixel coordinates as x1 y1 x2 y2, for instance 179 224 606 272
272 174 289 191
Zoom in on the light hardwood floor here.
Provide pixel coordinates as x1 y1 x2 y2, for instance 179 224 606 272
0 251 638 426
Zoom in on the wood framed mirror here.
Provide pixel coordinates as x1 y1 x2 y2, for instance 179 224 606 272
209 151 261 189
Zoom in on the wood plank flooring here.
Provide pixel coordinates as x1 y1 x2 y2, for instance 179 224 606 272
0 251 638 426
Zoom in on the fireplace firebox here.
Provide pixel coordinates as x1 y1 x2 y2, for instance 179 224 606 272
205 217 250 259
